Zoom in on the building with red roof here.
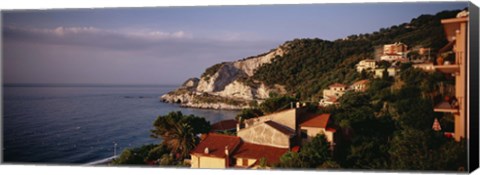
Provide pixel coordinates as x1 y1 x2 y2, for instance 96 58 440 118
321 83 348 107
211 119 238 132
328 83 348 90
233 142 289 168
350 79 369 92
380 42 409 62
190 132 290 169
237 120 296 149
299 114 336 144
356 59 376 73
190 133 241 168
191 107 338 169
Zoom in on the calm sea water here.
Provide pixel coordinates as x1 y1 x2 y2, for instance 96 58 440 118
2 85 237 164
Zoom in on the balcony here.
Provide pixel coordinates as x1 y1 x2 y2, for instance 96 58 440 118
434 64 460 74
433 101 459 113
435 43 462 74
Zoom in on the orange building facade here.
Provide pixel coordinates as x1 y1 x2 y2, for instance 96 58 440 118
434 11 469 142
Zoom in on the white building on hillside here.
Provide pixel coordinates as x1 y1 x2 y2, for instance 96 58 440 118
374 67 399 78
380 42 409 62
356 59 376 72
320 83 348 106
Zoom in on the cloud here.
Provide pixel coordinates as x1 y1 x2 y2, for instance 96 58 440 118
2 25 283 84
3 25 281 58
3 26 193 50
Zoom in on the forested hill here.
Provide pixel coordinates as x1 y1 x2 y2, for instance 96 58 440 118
251 10 460 100
161 9 461 109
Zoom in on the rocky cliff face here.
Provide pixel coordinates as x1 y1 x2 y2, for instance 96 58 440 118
161 45 288 110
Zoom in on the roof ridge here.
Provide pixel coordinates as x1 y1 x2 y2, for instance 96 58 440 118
206 132 240 139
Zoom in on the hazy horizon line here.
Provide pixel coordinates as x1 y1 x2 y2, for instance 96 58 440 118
2 83 181 87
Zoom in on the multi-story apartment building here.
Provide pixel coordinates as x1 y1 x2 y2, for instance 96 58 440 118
433 10 469 142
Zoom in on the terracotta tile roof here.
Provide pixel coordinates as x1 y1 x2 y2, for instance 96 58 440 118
361 59 376 62
326 127 337 132
291 146 300 153
325 95 338 102
264 121 296 136
190 133 241 158
300 113 331 128
211 119 237 131
233 142 289 165
352 79 369 86
329 83 347 88
384 53 402 56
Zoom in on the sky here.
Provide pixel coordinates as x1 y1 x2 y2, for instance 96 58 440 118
1 2 468 85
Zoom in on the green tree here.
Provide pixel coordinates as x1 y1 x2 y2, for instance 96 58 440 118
165 123 197 159
259 96 296 114
300 134 332 168
151 111 210 159
318 160 341 169
276 151 306 168
235 108 264 122
146 143 170 162
389 129 436 170
113 144 157 165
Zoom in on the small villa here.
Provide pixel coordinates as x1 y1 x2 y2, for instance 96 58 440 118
299 113 336 144
383 42 408 55
374 67 399 78
190 133 241 169
319 80 370 106
320 83 348 106
350 79 369 92
380 42 409 62
190 133 290 169
233 142 289 168
356 59 376 73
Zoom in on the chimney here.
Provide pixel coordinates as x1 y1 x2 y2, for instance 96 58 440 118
204 147 209 154
225 146 230 167
296 102 300 108
236 123 240 132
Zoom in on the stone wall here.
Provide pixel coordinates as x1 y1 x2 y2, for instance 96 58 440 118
237 122 291 148
191 155 226 169
244 108 298 130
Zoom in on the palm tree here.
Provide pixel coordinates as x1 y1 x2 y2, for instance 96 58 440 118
163 123 197 159
151 111 207 160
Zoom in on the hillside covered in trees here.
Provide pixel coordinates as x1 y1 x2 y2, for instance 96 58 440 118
161 10 462 108
251 10 460 100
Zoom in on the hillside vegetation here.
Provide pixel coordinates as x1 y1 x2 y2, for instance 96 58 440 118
251 10 459 100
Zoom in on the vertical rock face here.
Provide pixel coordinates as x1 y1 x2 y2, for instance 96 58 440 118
233 48 286 76
196 63 240 93
182 78 200 90
160 45 288 110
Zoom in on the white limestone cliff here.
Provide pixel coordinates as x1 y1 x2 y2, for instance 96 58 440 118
160 45 288 110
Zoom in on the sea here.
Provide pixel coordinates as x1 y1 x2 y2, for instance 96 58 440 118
2 85 238 164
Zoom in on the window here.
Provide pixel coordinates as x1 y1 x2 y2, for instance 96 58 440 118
242 159 248 166
301 129 308 139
